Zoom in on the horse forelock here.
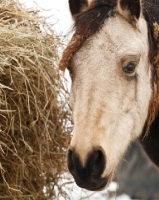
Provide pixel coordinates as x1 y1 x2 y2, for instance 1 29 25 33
59 0 116 71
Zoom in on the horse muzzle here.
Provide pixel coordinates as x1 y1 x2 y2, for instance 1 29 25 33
67 147 109 191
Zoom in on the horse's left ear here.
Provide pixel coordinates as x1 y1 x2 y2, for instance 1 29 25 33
117 0 141 24
69 0 89 20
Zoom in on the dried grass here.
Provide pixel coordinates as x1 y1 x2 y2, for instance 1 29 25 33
0 0 72 199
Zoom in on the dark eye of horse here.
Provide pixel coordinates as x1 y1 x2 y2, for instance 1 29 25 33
123 62 136 74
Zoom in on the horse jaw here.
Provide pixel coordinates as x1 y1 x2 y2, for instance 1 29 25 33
67 14 151 190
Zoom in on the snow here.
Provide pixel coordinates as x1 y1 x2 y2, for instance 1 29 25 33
54 173 131 200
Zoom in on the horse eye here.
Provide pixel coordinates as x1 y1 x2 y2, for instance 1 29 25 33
123 62 136 74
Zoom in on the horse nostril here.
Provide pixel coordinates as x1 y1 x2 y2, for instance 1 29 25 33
67 148 107 190
91 149 106 175
67 148 106 178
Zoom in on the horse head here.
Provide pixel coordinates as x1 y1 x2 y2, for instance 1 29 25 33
59 0 159 191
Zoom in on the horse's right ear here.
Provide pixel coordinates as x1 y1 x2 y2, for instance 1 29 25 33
69 0 89 20
117 0 141 25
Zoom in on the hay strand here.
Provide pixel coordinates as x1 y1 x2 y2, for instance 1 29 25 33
0 0 72 199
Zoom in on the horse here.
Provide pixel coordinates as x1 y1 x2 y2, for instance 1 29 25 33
59 0 159 191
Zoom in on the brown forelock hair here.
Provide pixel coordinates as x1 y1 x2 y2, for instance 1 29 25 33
59 0 117 71
59 0 159 135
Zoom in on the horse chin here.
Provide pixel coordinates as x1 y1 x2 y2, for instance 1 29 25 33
94 173 114 191
74 172 114 191
98 171 114 191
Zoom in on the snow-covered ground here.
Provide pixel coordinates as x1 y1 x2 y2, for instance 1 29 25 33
54 173 131 200
18 1 132 199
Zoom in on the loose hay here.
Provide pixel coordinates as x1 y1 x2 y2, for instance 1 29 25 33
0 0 72 199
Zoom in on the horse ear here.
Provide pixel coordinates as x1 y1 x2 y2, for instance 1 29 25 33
117 0 141 24
69 0 89 20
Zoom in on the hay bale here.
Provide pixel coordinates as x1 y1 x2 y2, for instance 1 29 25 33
0 0 71 199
